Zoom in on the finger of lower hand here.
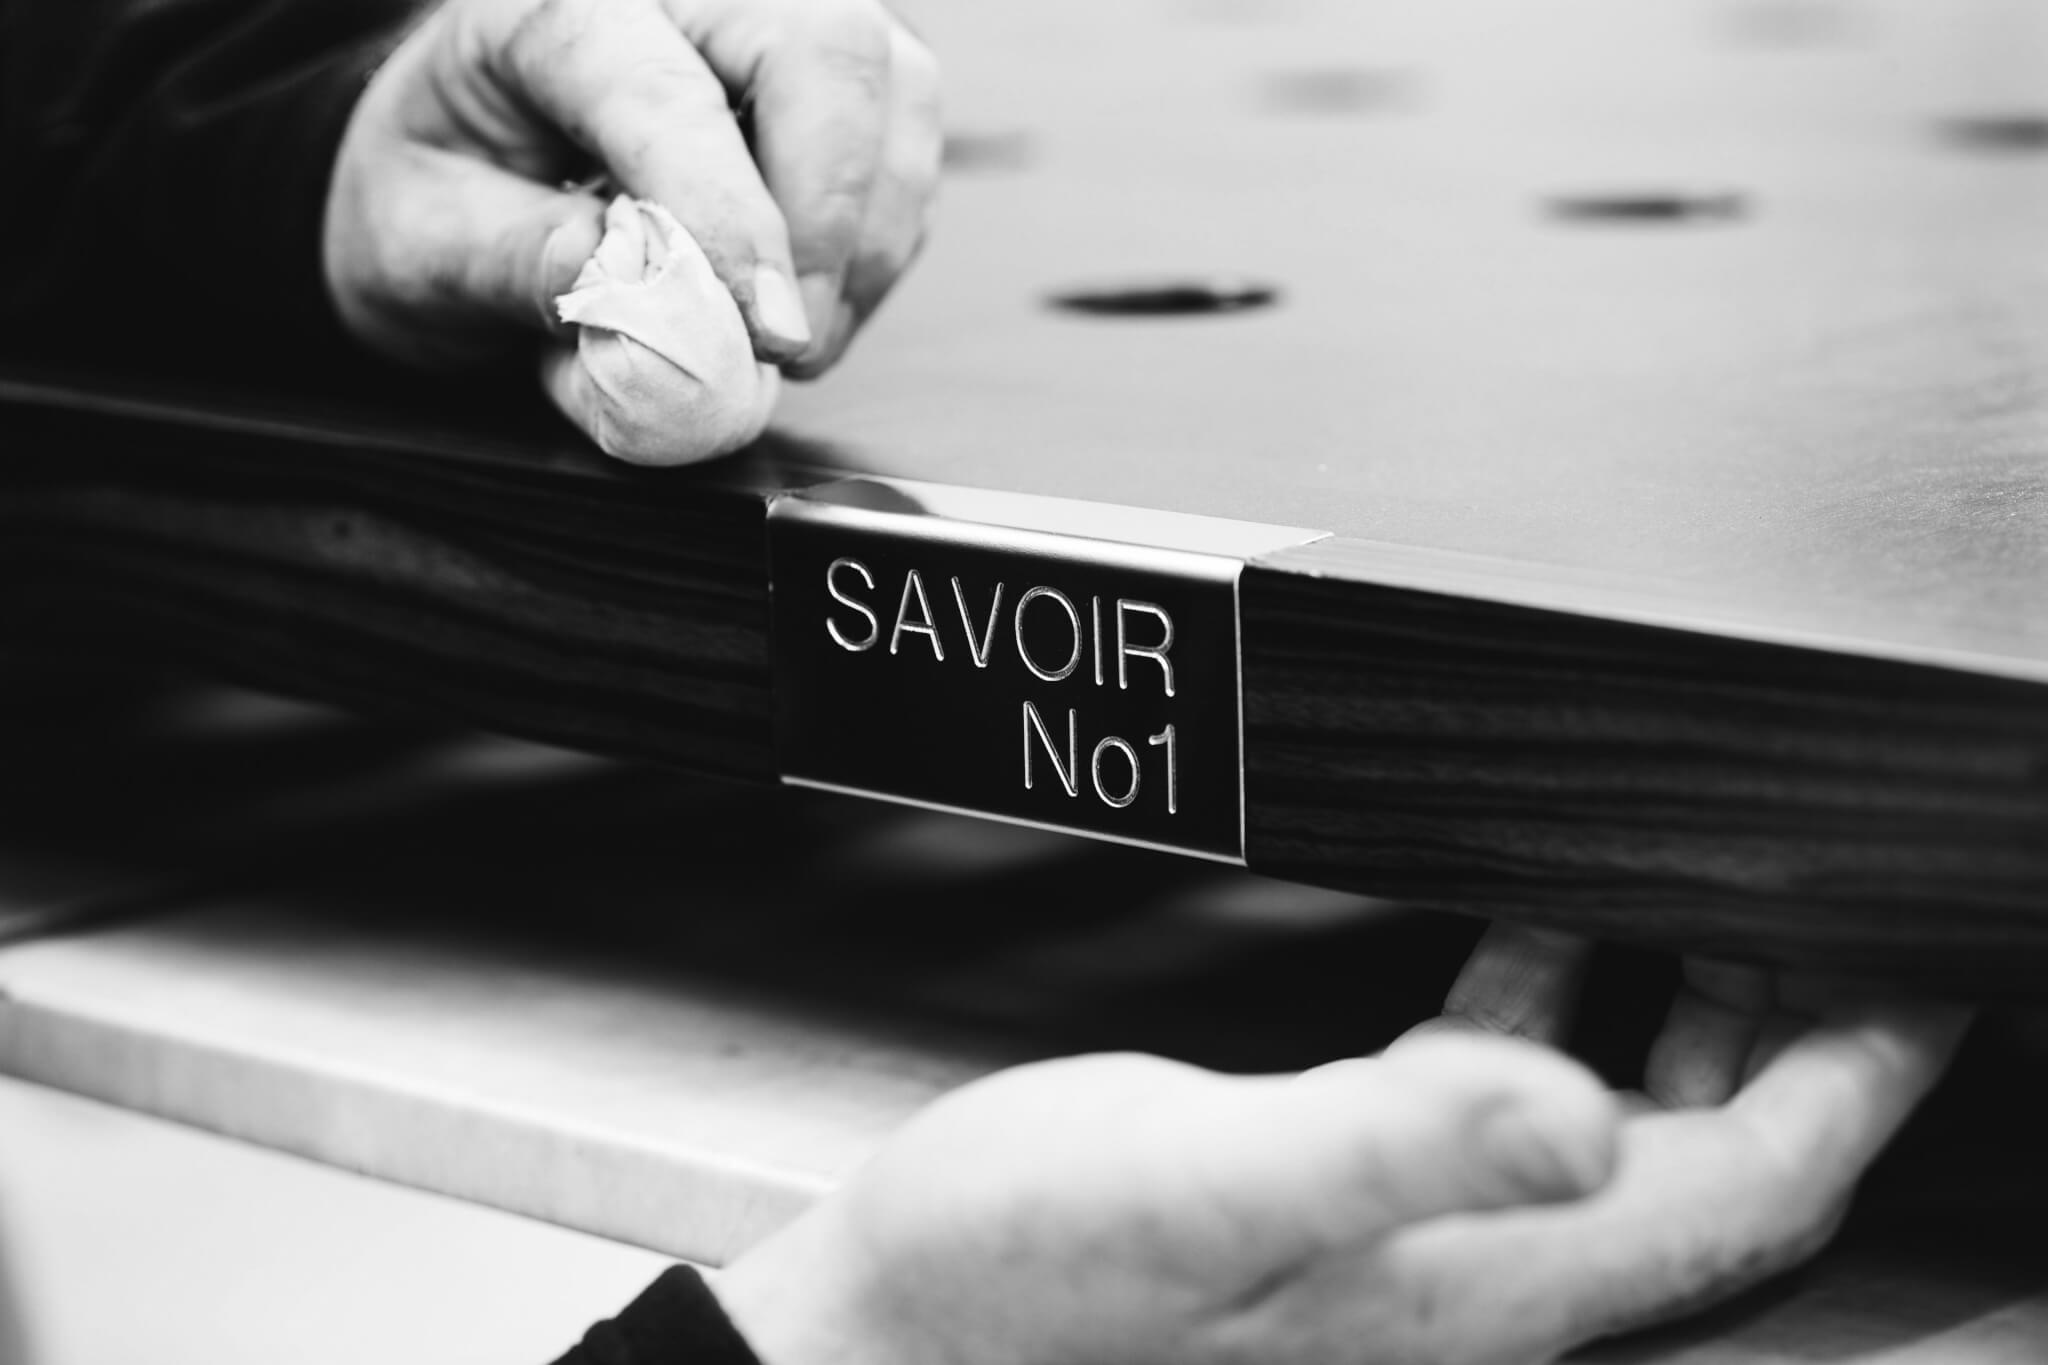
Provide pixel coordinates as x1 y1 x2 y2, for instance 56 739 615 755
783 19 942 378
1389 1002 1973 1358
1645 960 1771 1109
1734 998 1974 1178
1395 922 1595 1050
1383 1110 1810 1361
1208 1034 1618 1258
485 0 812 360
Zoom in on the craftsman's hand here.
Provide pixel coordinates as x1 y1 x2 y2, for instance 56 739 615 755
715 1033 1629 1365
1390 923 1975 1347
322 0 939 454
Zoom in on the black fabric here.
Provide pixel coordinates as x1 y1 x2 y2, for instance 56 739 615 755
1 13 766 1364
553 1265 766 1365
0 0 419 375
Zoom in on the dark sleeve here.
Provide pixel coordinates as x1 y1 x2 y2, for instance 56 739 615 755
552 1266 767 1365
0 0 421 369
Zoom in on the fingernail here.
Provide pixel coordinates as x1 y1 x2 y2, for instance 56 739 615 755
784 296 856 380
750 265 813 352
539 222 594 334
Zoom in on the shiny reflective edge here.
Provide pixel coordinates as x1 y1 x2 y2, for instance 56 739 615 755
768 475 1330 864
781 476 1326 562
775 495 1240 587
785 776 1248 867
1234 569 1248 861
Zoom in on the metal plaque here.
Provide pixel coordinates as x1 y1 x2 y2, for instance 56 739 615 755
769 478 1322 862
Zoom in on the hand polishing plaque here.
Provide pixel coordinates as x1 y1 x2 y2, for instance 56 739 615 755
770 480 1322 861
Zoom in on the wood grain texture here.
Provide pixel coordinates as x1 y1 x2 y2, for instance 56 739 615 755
0 371 823 779
4 0 2047 986
7 370 2048 991
1241 539 2048 992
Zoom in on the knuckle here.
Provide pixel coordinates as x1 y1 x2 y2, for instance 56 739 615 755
809 0 894 36
605 54 727 122
822 40 892 107
800 0 894 91
506 0 589 83
795 185 869 258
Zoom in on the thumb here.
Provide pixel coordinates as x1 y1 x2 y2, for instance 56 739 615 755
325 150 608 368
454 172 607 337
376 153 608 339
1208 1033 1620 1254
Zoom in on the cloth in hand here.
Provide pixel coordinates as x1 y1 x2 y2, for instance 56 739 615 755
545 196 778 465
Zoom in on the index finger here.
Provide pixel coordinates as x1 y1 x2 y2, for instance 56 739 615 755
708 0 894 340
1384 1000 1972 1361
786 17 943 378
475 0 814 360
1734 998 1973 1177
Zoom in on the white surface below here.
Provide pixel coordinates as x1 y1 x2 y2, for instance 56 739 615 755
0 1074 672 1365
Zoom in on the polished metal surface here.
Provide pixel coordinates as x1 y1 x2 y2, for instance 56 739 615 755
769 478 1321 860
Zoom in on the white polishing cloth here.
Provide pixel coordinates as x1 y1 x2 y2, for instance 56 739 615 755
543 196 779 465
